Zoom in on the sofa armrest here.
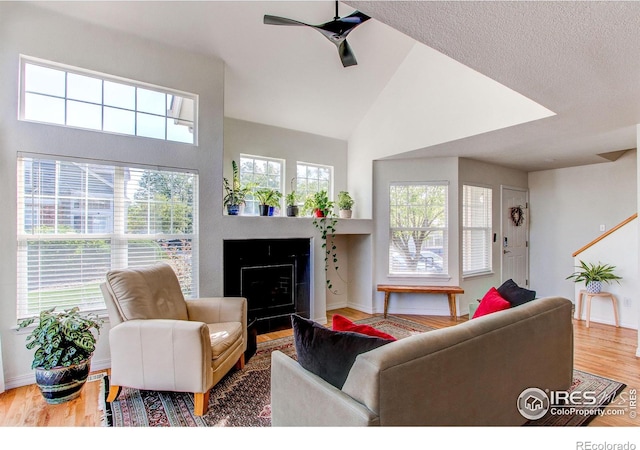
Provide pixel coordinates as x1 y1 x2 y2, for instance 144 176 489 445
109 319 212 393
270 350 379 426
186 297 247 347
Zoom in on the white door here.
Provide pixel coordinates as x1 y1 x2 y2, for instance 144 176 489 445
501 186 530 287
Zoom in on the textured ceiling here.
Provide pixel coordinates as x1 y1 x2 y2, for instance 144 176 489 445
349 1 640 171
23 1 640 172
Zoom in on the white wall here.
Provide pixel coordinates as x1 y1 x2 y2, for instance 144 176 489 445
572 220 638 329
0 3 225 389
528 150 637 301
372 157 460 315
348 41 554 219
223 117 348 206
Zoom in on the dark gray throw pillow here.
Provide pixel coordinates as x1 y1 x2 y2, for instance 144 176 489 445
497 279 536 306
291 314 393 389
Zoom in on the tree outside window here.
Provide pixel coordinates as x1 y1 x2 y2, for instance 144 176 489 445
389 183 448 275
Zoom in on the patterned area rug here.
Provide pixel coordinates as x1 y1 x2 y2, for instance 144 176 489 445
100 315 625 427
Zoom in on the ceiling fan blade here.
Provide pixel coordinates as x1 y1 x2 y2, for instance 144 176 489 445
338 40 358 67
340 10 371 25
264 15 310 27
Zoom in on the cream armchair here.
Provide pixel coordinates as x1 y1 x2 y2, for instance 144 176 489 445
100 262 247 416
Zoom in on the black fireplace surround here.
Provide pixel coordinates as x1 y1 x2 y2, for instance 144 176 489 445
223 238 311 334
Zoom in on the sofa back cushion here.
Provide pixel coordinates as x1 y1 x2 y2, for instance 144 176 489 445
341 296 573 426
105 263 189 321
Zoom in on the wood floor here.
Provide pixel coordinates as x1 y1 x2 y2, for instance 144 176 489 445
1 308 638 427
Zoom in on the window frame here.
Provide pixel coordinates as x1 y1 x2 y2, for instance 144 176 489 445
18 55 199 145
16 154 199 320
462 184 493 277
238 154 285 216
295 161 334 208
388 181 449 278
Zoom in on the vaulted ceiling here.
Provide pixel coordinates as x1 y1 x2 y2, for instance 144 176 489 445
28 1 640 172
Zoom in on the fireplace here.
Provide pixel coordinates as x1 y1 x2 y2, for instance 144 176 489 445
223 238 311 334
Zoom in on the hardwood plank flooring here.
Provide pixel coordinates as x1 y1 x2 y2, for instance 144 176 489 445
2 309 638 427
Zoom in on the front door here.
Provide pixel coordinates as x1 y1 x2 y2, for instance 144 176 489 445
501 186 530 287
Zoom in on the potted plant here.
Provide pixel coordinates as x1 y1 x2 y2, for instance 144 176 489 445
303 190 334 218
223 160 251 215
566 260 622 294
338 191 354 218
254 188 282 216
18 306 103 404
302 190 340 291
286 191 300 217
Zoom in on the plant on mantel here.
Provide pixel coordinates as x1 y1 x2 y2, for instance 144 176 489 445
303 190 339 291
223 160 252 215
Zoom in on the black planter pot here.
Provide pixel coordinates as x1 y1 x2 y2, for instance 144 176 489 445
35 359 91 404
286 205 299 217
259 204 270 216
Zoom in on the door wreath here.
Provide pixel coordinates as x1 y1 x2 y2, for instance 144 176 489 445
510 205 525 227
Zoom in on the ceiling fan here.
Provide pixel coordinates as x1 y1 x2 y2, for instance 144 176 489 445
264 1 371 68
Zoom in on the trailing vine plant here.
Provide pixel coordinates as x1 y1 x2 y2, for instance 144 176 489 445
304 191 339 291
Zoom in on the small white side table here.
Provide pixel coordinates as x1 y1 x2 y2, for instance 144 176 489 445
575 290 619 328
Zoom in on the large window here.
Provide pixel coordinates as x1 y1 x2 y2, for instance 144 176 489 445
389 183 448 276
296 162 333 207
19 56 197 144
17 155 198 319
239 155 284 215
462 185 493 276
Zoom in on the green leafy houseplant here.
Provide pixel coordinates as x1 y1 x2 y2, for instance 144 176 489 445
566 260 622 293
18 307 103 370
338 191 354 210
337 191 354 218
303 190 339 290
286 191 300 217
254 188 282 215
254 188 282 207
223 160 252 215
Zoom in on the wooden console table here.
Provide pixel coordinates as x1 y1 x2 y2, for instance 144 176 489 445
377 284 464 319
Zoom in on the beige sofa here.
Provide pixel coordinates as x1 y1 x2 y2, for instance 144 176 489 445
271 296 573 426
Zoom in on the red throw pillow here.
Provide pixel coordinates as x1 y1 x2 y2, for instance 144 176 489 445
473 287 511 318
331 314 397 341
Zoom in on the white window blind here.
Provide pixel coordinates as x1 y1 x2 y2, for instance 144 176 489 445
389 183 448 275
462 185 492 275
17 156 198 319
239 155 284 215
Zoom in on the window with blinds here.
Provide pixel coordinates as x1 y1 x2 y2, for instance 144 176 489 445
462 184 493 276
16 156 198 319
389 182 448 276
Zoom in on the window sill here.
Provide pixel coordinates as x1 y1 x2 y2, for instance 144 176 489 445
387 273 452 282
462 271 495 280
